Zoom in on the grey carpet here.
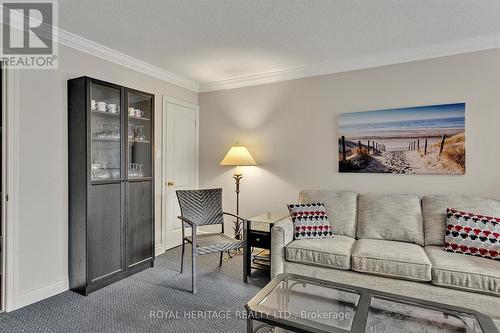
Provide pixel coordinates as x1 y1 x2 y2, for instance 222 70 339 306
0 247 269 333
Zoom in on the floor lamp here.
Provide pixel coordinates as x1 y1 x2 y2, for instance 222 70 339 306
220 143 257 239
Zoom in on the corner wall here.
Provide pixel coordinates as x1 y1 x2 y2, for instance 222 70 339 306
13 44 197 309
199 49 500 221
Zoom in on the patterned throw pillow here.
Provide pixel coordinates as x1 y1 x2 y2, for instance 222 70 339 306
287 203 333 240
444 208 500 260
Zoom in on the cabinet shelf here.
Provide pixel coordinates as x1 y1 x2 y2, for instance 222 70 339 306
129 115 150 121
129 140 150 143
128 177 153 182
91 109 120 117
92 137 120 142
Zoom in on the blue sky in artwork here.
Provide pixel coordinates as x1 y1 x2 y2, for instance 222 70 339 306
340 103 465 126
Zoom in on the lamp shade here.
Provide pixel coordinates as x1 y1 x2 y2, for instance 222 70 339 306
220 145 257 166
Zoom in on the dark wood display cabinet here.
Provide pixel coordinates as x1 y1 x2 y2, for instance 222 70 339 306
68 76 154 295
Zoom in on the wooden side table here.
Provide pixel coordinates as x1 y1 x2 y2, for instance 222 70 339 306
245 212 289 277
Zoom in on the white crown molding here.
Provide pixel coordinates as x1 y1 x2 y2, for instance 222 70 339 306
58 29 200 92
199 33 500 92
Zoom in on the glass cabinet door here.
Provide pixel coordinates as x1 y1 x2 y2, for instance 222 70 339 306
90 82 122 181
127 91 152 179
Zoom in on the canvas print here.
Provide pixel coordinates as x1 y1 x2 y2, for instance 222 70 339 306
338 103 465 174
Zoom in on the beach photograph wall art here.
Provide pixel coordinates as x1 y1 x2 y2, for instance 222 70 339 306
338 103 465 174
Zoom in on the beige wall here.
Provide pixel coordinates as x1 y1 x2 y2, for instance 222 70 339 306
15 45 197 308
199 49 500 223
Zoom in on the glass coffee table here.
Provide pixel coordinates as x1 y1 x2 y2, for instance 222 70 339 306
245 274 498 333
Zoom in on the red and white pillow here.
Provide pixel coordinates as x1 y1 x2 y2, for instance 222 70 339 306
287 203 333 240
444 208 500 260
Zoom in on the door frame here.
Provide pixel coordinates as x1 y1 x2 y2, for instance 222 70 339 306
157 96 199 255
2 65 20 312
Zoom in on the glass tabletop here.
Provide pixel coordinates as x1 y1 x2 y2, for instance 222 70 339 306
246 275 494 333
254 275 360 331
365 296 484 333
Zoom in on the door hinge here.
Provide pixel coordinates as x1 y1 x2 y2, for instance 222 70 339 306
5 194 8 202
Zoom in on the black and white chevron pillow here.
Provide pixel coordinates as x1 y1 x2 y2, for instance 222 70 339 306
287 203 333 240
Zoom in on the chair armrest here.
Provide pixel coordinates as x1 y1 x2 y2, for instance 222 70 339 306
271 217 294 278
177 216 199 226
222 212 249 221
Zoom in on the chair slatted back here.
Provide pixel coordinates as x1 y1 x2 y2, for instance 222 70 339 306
176 188 224 226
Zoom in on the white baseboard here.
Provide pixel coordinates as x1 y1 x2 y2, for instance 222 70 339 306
14 277 69 311
155 244 166 257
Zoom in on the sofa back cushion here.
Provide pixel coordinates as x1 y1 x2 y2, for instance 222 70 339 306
357 193 424 245
299 190 358 238
422 195 500 246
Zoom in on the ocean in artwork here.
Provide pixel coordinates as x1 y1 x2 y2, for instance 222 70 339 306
338 103 465 174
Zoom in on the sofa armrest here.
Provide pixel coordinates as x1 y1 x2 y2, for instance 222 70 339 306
271 217 294 278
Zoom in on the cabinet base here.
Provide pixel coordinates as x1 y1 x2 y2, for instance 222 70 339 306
71 258 154 296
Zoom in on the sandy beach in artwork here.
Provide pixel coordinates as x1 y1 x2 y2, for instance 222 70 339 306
338 104 466 174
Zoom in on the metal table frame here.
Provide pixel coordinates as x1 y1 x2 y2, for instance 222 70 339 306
245 274 499 333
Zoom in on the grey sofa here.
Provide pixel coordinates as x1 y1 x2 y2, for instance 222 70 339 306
271 190 500 327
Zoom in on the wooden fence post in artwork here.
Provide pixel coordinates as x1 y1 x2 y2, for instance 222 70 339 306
408 142 411 151
341 136 347 161
439 134 446 156
424 139 428 155
417 139 420 151
367 140 370 155
358 140 362 154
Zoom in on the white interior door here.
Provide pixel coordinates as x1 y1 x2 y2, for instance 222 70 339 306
162 97 199 251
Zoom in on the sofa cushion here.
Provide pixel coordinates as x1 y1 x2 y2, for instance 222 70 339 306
299 190 357 238
422 195 500 246
425 246 500 296
444 208 500 260
287 203 333 240
285 236 356 270
357 193 424 245
352 239 431 282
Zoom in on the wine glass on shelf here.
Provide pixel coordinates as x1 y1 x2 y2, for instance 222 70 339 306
112 124 120 139
128 126 134 140
95 122 103 139
137 164 144 178
135 126 146 141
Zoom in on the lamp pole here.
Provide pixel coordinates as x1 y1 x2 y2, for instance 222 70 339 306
233 167 243 239
234 173 243 215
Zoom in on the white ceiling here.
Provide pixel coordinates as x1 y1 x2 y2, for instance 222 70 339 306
59 0 500 91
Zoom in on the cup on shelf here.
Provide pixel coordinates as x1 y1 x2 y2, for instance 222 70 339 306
96 101 108 112
128 107 135 117
108 104 120 114
90 99 97 110
134 109 144 118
